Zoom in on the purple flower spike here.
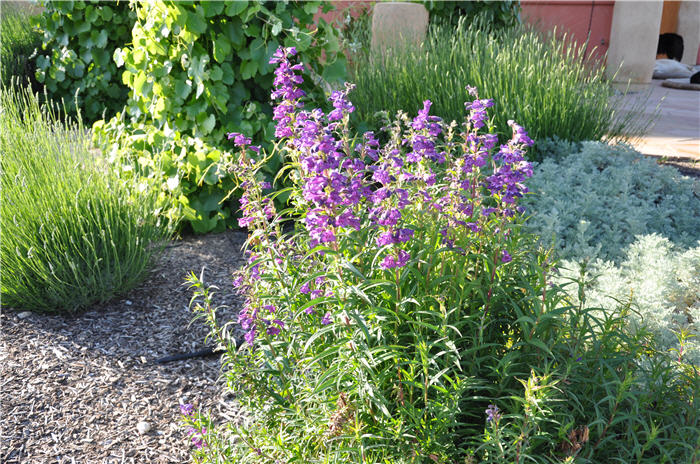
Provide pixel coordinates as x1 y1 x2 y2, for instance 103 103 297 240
180 403 194 416
244 329 256 345
380 250 410 270
321 312 332 325
228 132 252 147
485 404 501 424
508 120 534 146
501 250 512 263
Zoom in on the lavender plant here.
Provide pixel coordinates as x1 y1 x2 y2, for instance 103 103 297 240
186 48 699 463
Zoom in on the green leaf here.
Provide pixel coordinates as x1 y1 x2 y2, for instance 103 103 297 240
243 22 261 38
197 190 224 212
213 36 231 64
190 213 219 234
133 72 147 95
209 65 223 82
113 48 124 67
286 32 311 52
248 37 265 63
242 2 260 22
225 1 248 16
101 5 113 21
323 25 341 54
153 97 166 119
36 55 49 70
303 2 320 14
185 9 207 35
321 58 346 84
85 5 98 23
240 60 258 80
199 113 216 135
93 49 110 67
223 19 245 47
202 1 224 17
220 63 234 85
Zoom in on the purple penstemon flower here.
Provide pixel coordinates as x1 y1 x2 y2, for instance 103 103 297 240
380 249 410 270
485 404 501 424
227 132 252 147
501 250 512 263
321 312 332 325
180 403 194 416
187 426 207 449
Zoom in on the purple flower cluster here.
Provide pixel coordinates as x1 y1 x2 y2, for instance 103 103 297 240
485 404 502 424
180 403 194 416
186 426 207 449
486 121 534 216
179 403 207 449
228 46 534 347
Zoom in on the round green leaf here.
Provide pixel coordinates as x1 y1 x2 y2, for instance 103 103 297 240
225 1 248 16
101 6 113 21
213 36 231 64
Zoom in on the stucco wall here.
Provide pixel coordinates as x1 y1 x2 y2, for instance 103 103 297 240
676 1 700 65
606 1 663 84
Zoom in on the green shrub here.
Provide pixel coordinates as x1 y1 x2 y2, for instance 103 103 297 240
94 0 347 234
420 0 521 29
523 141 700 262
0 4 43 89
33 0 135 122
350 21 645 158
0 85 170 314
181 49 698 464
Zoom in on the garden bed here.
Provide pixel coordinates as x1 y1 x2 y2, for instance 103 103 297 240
1 231 247 463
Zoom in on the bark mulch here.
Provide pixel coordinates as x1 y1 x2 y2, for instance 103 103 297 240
652 155 700 179
1 230 248 464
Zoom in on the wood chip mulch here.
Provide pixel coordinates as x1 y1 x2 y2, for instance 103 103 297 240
1 230 249 464
649 154 700 179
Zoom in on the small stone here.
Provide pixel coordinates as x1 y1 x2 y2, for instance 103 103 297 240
17 311 32 319
136 421 151 435
125 300 133 306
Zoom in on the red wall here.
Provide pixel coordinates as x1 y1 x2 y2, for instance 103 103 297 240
314 1 372 26
313 1 617 64
521 1 614 61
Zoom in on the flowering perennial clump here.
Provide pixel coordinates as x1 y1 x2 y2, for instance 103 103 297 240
185 47 699 464
229 47 534 347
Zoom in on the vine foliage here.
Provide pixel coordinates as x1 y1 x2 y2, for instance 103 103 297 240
34 0 135 121
94 1 346 233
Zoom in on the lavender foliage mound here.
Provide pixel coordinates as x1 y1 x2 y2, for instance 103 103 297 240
523 141 700 262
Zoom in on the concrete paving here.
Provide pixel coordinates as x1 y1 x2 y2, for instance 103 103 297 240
620 79 700 159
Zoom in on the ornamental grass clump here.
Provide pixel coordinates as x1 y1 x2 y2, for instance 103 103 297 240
350 20 647 160
187 48 699 463
0 85 170 313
